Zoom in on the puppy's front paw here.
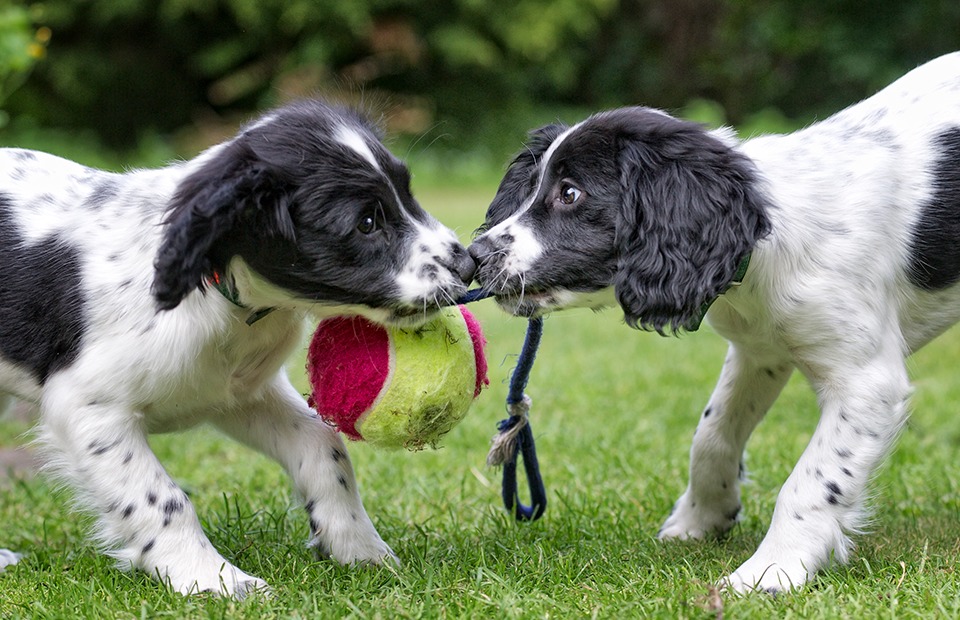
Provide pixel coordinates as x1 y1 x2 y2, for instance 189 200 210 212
311 519 398 567
0 549 22 572
721 556 811 595
174 563 270 599
658 491 740 540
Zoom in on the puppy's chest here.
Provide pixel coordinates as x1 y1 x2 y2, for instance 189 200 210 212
139 312 307 430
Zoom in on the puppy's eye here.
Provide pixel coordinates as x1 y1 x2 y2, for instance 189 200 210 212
556 182 583 207
357 215 378 234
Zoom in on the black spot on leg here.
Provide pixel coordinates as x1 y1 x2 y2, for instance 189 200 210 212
331 449 345 463
161 498 184 527
835 448 851 459
337 474 349 491
309 518 320 534
793 512 804 521
826 481 842 505
841 467 853 477
763 367 775 378
122 451 133 464
702 407 712 419
147 493 157 506
142 539 155 554
90 439 120 456
122 504 136 519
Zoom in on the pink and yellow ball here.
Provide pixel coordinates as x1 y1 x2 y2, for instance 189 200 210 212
307 306 488 450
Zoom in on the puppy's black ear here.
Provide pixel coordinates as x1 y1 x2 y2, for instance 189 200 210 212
153 139 295 311
610 108 770 333
478 123 567 232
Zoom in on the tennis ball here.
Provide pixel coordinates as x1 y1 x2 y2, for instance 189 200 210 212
307 306 488 450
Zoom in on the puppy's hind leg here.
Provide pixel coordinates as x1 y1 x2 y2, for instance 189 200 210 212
38 395 268 598
723 338 910 594
213 375 397 567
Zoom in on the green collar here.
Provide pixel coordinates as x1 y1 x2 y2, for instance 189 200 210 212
207 271 275 325
685 252 752 332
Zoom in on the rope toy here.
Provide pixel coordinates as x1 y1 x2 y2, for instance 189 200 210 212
456 289 547 521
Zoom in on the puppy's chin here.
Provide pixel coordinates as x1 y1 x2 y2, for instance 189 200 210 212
494 286 618 317
309 304 443 329
383 306 443 328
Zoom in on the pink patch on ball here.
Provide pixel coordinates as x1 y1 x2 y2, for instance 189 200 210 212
307 316 390 441
458 305 489 397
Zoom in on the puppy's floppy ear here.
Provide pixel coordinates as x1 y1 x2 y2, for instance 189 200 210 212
610 108 770 333
478 123 567 232
153 139 295 311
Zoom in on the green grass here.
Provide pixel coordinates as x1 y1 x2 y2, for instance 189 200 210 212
4 184 960 618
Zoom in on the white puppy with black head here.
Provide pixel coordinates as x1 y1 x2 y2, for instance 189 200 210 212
470 53 960 593
0 100 475 596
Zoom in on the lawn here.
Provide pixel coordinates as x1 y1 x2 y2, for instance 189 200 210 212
3 182 960 618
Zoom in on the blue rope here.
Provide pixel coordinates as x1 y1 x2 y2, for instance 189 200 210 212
455 289 547 522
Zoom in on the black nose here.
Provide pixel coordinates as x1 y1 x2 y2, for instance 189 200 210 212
451 243 477 285
467 237 493 264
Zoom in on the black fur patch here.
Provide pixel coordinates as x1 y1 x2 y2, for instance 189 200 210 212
152 100 451 314
470 107 771 333
0 196 87 382
907 128 960 289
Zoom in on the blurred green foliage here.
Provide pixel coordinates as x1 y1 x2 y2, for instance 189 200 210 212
0 1 47 127
2 0 960 169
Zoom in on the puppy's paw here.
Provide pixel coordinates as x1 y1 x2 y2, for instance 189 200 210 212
310 520 398 568
658 491 740 540
721 556 811 595
184 564 270 600
0 549 22 572
175 563 271 599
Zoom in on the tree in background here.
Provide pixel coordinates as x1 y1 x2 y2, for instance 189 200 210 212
3 0 959 167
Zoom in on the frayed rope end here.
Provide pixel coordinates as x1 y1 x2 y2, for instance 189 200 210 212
486 395 532 467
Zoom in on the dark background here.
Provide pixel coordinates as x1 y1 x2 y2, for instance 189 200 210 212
3 0 960 173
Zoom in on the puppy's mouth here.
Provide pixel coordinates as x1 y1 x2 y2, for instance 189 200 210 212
493 289 564 317
491 286 618 318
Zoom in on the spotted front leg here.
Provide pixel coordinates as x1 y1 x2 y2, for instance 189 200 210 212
214 376 396 567
659 345 793 541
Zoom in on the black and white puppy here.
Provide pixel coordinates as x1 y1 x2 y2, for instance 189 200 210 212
0 100 475 596
469 52 960 593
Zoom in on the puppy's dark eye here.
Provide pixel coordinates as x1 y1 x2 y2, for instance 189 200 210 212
556 182 583 207
357 215 378 234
